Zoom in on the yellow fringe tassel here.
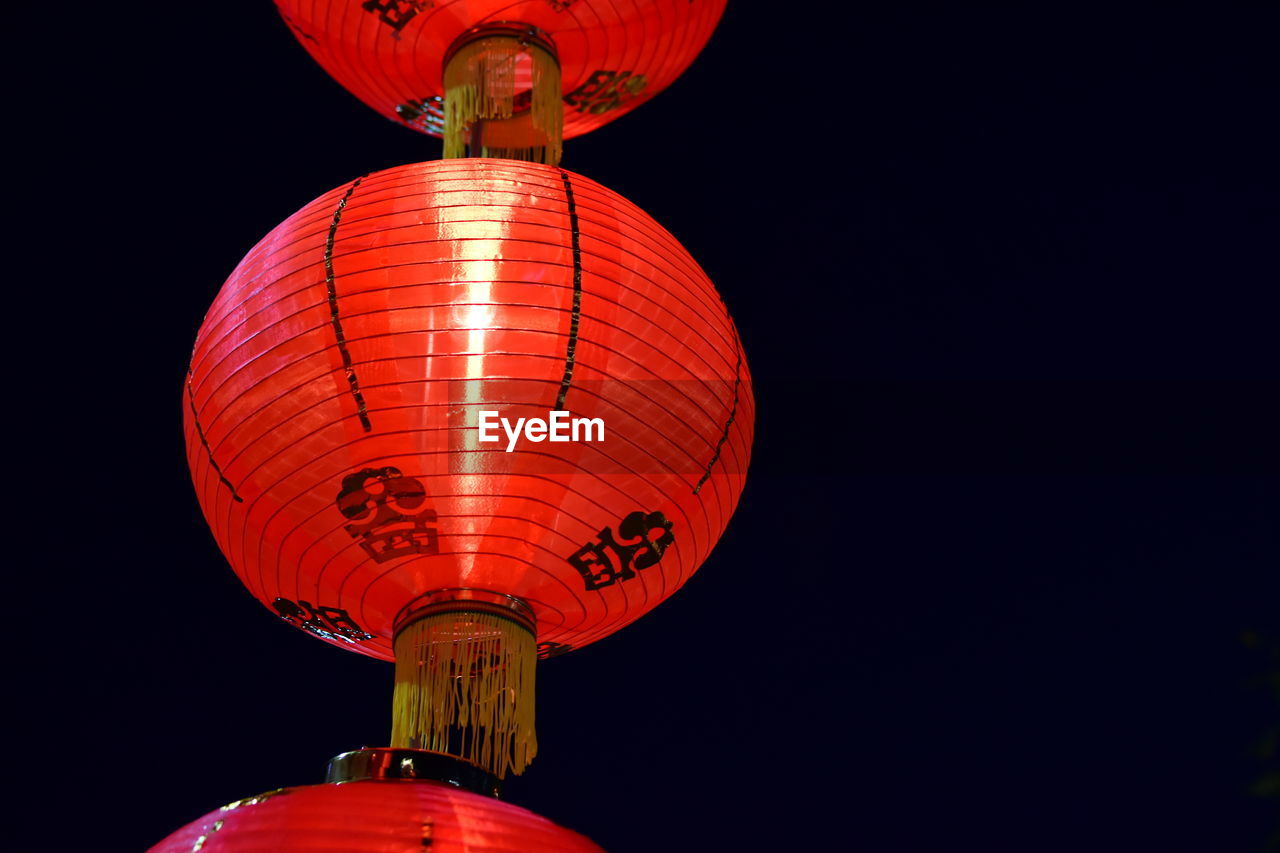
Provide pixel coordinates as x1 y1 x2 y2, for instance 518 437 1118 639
391 609 537 778
443 34 562 165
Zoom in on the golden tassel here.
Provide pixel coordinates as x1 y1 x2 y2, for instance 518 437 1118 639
391 607 537 778
443 27 562 165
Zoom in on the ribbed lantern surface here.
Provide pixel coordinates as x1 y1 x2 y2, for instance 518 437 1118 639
273 0 727 140
149 781 604 852
184 158 752 662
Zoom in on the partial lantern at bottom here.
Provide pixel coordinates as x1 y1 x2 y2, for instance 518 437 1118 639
149 748 603 852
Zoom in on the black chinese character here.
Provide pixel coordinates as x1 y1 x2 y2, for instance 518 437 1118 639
336 467 440 563
566 510 674 591
361 0 431 35
537 641 573 659
395 96 444 133
272 598 374 643
564 70 647 115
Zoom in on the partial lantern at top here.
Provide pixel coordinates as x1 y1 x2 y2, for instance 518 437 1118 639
274 0 728 163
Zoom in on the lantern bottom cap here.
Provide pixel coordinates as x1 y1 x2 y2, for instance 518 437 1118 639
394 588 536 634
390 602 538 779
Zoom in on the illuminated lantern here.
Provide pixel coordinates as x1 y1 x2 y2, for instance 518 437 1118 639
273 0 728 162
149 748 604 852
185 158 752 777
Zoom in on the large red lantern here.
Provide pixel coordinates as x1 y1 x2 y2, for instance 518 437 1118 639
273 1 728 161
150 749 604 852
185 158 751 775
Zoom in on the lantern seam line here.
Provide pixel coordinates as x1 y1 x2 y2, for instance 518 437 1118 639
325 177 373 432
186 370 244 502
694 334 742 495
554 169 583 411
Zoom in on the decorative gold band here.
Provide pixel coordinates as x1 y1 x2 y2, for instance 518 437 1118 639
444 22 558 67
326 747 502 798
393 588 536 637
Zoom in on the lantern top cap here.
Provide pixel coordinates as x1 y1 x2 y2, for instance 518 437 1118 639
326 747 502 798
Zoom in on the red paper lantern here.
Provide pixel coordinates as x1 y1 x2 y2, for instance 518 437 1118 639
184 158 751 773
149 751 603 852
273 0 727 142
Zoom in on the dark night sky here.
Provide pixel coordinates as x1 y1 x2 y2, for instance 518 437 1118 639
23 2 1279 851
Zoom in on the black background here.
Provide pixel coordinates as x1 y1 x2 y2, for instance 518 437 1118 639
25 2 1280 851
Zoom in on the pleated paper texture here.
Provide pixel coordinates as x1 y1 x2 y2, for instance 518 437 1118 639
184 159 753 661
149 781 604 852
